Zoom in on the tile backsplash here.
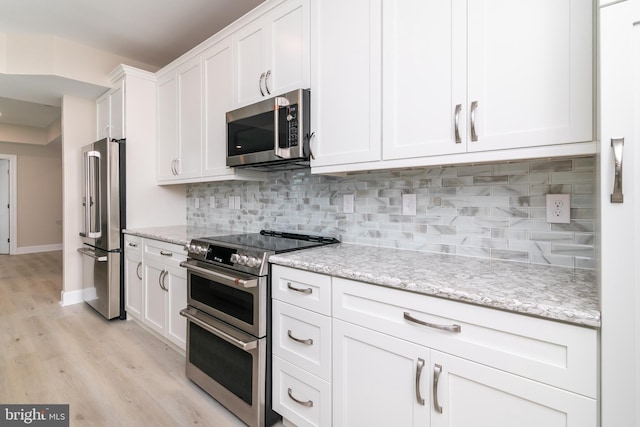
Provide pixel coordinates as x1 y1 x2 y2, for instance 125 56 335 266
187 157 595 269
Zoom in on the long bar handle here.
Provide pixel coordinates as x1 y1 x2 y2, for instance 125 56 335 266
179 308 257 351
77 247 108 262
433 364 443 414
287 330 313 346
454 104 462 144
287 282 313 295
288 388 313 408
404 312 461 333
611 137 624 203
180 261 258 288
470 101 478 142
416 358 426 405
136 262 142 280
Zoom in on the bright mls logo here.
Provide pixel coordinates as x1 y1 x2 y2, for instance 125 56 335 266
0 405 69 426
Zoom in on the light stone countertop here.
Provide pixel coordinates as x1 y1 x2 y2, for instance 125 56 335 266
123 225 240 246
122 227 600 328
269 244 600 328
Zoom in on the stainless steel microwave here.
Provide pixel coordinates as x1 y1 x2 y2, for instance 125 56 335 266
226 88 310 169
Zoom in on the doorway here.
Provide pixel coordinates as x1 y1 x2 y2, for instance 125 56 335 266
0 154 17 255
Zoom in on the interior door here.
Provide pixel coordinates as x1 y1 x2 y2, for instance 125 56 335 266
0 159 9 254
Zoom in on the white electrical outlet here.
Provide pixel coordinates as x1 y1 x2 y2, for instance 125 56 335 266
343 194 354 214
194 197 200 209
546 194 570 224
210 196 216 208
228 197 235 209
402 193 416 216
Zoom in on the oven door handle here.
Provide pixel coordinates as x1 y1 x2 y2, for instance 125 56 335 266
179 260 258 288
180 308 257 351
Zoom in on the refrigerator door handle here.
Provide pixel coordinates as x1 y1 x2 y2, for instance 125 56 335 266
84 150 102 239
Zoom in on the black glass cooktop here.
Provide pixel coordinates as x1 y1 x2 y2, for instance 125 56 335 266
199 230 340 254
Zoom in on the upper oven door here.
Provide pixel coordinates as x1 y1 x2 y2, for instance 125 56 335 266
181 260 267 338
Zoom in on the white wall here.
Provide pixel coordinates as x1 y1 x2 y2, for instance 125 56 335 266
60 95 95 305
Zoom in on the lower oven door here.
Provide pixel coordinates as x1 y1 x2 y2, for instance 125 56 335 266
180 306 266 427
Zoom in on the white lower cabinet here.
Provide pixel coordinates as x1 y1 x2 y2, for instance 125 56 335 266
271 265 598 427
332 319 429 427
124 235 143 319
430 351 596 427
123 235 187 351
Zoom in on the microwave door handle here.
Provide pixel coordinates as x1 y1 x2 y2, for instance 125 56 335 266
274 96 289 158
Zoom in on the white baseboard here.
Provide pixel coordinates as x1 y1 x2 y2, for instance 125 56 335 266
59 289 83 307
15 243 63 254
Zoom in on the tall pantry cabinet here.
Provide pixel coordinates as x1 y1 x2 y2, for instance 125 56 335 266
599 1 640 426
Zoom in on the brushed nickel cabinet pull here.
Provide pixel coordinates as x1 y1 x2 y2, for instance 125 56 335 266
287 282 312 295
265 70 272 95
470 100 478 141
454 104 462 144
259 72 266 96
433 364 443 414
136 262 142 280
416 358 426 405
287 330 313 346
159 270 168 291
611 137 624 203
128 242 138 248
288 388 313 407
160 251 173 257
404 312 461 333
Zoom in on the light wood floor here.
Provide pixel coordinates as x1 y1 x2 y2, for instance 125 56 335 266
0 251 271 427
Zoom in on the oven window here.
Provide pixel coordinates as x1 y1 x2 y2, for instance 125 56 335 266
191 275 254 325
189 322 254 405
228 111 274 156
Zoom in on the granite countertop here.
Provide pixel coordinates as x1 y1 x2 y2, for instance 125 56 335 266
270 244 600 328
123 225 240 246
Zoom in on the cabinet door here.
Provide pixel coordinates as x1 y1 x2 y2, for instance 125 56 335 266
96 93 110 140
382 0 467 160
109 82 125 140
333 319 429 427
266 0 309 97
203 39 233 178
234 19 268 106
466 0 592 151
124 253 143 320
176 56 203 179
310 0 382 167
166 268 187 350
156 72 178 182
143 261 168 336
430 351 596 427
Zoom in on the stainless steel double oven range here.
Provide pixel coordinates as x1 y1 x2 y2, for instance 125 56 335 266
180 230 339 427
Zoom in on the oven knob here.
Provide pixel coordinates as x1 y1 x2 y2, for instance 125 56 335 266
194 245 205 255
237 255 249 265
230 253 240 263
246 256 262 268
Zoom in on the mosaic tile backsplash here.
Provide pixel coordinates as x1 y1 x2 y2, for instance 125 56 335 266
186 157 595 269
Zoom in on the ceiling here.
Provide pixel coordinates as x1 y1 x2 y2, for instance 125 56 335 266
0 0 264 131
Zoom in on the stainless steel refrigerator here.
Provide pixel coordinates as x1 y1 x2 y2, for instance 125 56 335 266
77 137 126 320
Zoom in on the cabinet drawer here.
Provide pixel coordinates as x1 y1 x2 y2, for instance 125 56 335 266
333 278 598 398
143 239 187 268
273 356 331 427
272 265 331 315
273 300 331 381
124 234 142 256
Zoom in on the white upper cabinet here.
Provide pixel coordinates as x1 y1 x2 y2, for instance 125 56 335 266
310 0 382 167
466 0 593 152
311 0 594 173
96 80 124 141
156 56 203 183
233 0 309 107
202 39 233 178
382 0 467 160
